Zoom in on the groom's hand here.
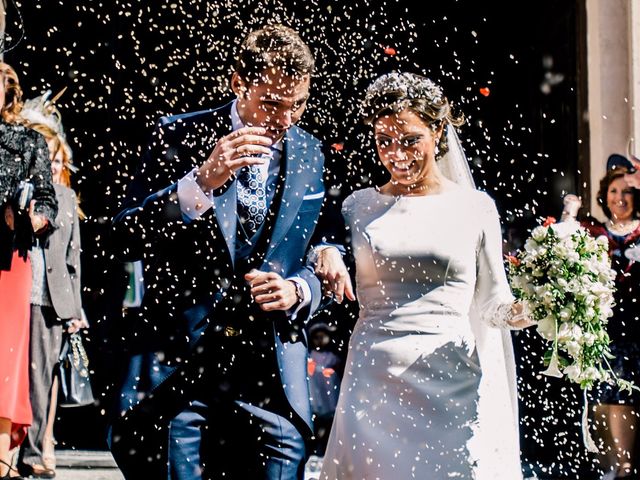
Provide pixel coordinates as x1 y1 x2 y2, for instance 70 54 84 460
245 269 298 312
196 126 272 193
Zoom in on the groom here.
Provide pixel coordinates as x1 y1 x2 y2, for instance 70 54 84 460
109 24 338 479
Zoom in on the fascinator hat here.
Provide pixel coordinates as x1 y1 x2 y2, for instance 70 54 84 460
21 87 78 173
21 87 66 134
606 153 635 172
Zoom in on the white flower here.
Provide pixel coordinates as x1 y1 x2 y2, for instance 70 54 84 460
541 350 563 378
550 221 579 239
565 341 581 358
584 307 596 320
582 367 602 381
524 238 539 254
536 316 556 341
564 364 581 382
557 322 581 342
584 294 597 306
580 332 597 346
531 226 548 242
601 305 614 319
552 243 567 256
558 308 572 321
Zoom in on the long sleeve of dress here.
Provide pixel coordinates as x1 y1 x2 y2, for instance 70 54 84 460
0 123 57 222
67 190 83 319
473 192 519 329
28 132 58 224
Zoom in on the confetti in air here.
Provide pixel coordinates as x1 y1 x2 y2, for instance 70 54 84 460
4 0 606 478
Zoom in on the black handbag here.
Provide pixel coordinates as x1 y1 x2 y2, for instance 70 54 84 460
58 332 95 408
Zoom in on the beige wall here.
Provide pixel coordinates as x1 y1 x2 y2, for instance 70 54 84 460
632 0 640 166
586 0 639 220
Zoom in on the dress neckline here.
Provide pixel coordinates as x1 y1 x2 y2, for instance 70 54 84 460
372 185 465 199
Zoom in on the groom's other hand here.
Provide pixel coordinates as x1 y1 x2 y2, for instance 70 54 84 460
245 269 299 312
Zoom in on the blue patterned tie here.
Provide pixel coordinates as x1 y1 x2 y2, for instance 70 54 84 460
237 164 268 235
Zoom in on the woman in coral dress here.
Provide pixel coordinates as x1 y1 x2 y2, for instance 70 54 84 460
0 62 57 478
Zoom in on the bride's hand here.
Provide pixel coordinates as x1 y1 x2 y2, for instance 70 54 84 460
315 247 355 304
508 302 535 329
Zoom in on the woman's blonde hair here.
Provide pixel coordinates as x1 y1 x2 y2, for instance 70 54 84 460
27 123 86 219
0 62 24 123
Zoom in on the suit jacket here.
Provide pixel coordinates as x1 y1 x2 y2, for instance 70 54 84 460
111 102 327 435
41 184 82 320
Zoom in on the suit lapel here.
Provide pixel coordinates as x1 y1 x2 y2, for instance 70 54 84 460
265 128 313 259
195 103 238 266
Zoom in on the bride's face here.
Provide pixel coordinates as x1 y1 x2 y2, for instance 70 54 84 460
373 109 439 188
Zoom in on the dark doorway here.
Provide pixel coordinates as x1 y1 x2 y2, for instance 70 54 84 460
5 0 596 477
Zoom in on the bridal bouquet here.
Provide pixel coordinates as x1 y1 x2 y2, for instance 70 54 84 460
506 217 636 394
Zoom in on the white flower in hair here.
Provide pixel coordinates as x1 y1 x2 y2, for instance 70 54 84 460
361 72 444 118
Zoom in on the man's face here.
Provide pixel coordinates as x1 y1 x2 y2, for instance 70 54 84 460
232 69 310 142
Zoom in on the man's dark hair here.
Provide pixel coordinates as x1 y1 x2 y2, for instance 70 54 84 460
235 24 315 83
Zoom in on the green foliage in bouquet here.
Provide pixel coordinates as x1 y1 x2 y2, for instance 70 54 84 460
507 217 635 393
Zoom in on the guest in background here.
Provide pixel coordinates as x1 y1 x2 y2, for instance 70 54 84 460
16 94 87 479
307 322 342 456
565 157 640 479
0 62 57 479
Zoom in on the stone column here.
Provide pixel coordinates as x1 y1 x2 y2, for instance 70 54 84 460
586 0 634 220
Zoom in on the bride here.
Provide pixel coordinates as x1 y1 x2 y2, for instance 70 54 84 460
316 72 533 479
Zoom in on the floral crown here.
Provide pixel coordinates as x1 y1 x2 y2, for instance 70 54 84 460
361 72 444 119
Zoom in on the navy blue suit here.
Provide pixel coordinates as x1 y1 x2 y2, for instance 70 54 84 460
109 102 329 479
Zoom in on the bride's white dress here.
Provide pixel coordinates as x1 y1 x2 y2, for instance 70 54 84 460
319 187 523 480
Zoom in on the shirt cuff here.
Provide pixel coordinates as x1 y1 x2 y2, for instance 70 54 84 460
307 243 344 265
287 277 311 320
177 168 214 221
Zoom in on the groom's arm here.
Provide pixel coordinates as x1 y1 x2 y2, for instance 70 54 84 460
111 118 188 262
305 142 354 305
